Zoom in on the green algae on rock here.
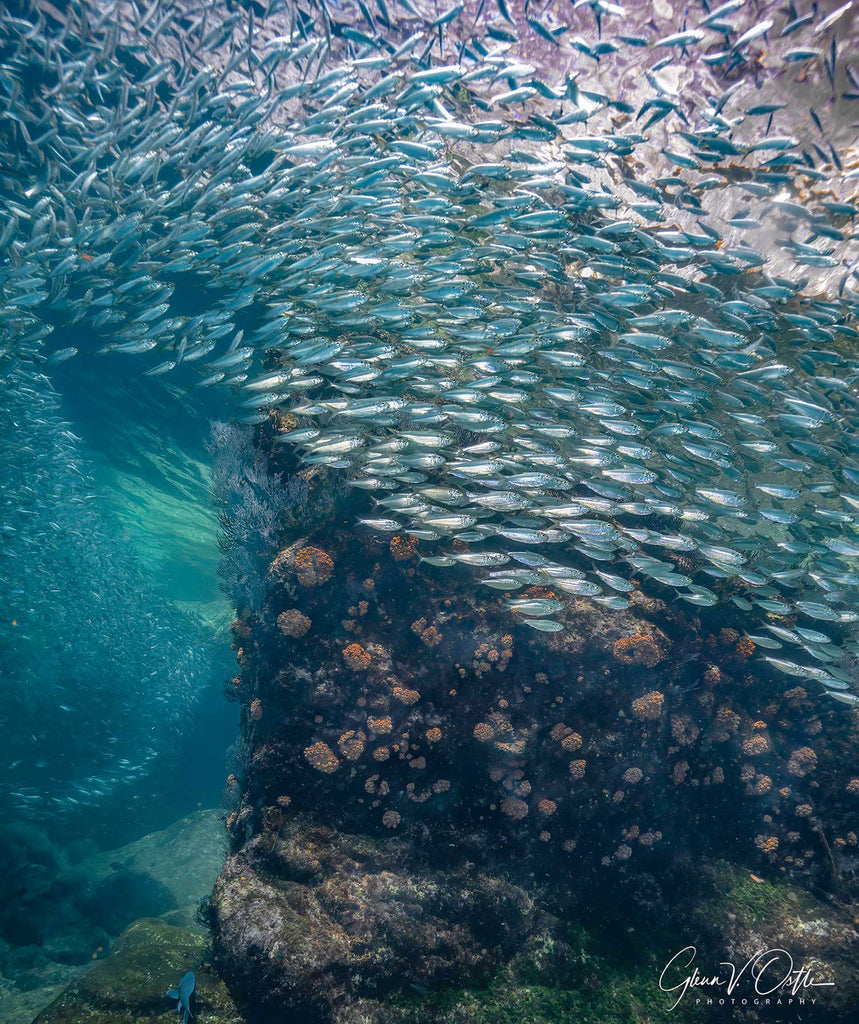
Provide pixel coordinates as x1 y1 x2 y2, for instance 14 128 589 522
690 861 859 1020
34 919 242 1024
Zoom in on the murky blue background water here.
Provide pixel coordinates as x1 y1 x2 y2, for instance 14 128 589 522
0 340 240 1019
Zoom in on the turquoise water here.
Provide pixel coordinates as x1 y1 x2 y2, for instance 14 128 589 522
1 343 237 832
49 354 226 605
0 343 238 1020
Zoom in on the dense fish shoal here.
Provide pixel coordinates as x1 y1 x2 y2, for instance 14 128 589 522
1 0 859 706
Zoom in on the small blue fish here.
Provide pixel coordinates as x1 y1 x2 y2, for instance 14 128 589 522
167 971 195 1024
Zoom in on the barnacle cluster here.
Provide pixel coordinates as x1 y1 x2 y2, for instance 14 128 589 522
613 633 666 668
368 716 393 735
304 742 340 774
277 609 311 638
389 535 418 562
338 730 366 761
630 691 665 721
342 643 371 671
411 617 443 647
735 637 756 659
501 796 529 820
755 835 779 854
787 746 818 777
742 734 770 757
294 546 334 587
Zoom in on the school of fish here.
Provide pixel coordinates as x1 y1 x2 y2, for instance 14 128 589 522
0 356 213 819
2 0 859 709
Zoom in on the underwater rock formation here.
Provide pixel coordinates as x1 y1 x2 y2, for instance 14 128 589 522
1 0 859 1019
209 448 859 1019
212 823 859 1024
213 816 534 1023
691 862 859 1020
222 477 859 881
0 810 228 1024
81 872 178 939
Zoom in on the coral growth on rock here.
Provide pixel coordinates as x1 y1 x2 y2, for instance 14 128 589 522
613 632 667 668
213 424 859 1023
294 546 334 588
276 609 311 638
342 643 371 671
221 445 859 892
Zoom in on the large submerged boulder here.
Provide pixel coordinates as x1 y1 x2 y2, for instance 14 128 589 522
212 816 534 1023
222 508 859 889
67 809 229 935
688 862 859 1021
0 811 231 1024
208 430 859 1021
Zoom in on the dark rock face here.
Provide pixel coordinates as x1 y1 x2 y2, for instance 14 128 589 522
211 829 859 1024
687 862 859 1022
0 823 75 948
212 817 533 1023
208 448 859 1021
222 481 859 886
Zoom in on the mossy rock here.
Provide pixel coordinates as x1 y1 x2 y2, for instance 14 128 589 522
212 824 535 1021
363 918 706 1024
692 861 859 1019
34 919 244 1024
374 976 705 1024
703 861 818 926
